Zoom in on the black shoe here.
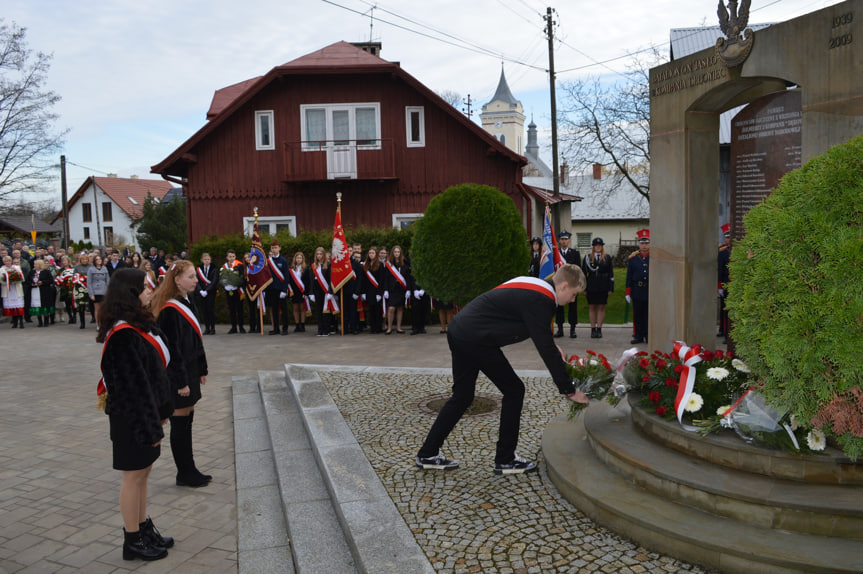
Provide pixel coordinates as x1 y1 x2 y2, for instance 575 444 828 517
416 452 459 470
227 327 237 334
569 329 577 338
281 329 289 335
239 327 246 333
554 328 563 338
590 327 597 338
630 337 643 344
294 324 302 332
79 322 85 329
268 329 280 335
140 517 174 549
176 473 210 487
717 331 725 337
123 529 167 561
597 328 603 338
493 454 537 475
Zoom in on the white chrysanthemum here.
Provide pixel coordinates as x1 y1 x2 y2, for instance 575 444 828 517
806 429 826 451
588 358 599 366
684 392 704 413
731 358 750 373
788 414 800 431
707 367 730 381
717 405 732 417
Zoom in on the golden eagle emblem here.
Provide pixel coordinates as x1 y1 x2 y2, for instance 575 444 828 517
716 0 754 67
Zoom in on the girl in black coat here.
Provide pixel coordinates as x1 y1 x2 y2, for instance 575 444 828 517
288 251 308 332
309 246 333 336
150 260 211 487
383 245 409 334
581 238 615 338
361 246 383 333
97 268 173 561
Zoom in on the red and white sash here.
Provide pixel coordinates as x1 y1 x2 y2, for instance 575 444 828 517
97 321 170 396
290 267 305 292
494 276 556 303
385 262 407 289
145 273 157 291
313 265 329 293
364 268 379 289
163 298 202 339
158 266 167 276
268 257 285 282
324 293 339 313
196 267 211 285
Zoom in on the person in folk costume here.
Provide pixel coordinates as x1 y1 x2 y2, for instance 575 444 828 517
383 245 409 334
288 251 309 332
309 246 335 336
150 260 211 488
625 229 651 344
26 259 56 327
361 246 383 334
528 237 542 277
555 231 581 338
219 249 245 334
264 240 291 335
195 253 218 335
242 252 260 334
581 237 615 339
717 223 732 344
97 268 174 561
1 255 26 328
416 264 588 474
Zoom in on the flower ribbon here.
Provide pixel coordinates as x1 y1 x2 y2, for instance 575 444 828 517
672 341 702 431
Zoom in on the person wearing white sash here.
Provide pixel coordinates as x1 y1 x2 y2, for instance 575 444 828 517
309 246 333 336
416 265 588 475
288 251 309 332
362 246 383 334
150 261 211 488
383 245 408 334
97 268 174 561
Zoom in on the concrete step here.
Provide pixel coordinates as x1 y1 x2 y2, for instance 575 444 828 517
543 402 863 574
284 364 436 574
586 400 863 538
629 393 863 484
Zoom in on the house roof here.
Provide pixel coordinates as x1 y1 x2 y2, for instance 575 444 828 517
152 41 525 178
207 76 262 119
568 173 649 221
0 216 61 235
55 176 174 223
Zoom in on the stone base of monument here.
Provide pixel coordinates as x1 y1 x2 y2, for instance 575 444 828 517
542 397 863 574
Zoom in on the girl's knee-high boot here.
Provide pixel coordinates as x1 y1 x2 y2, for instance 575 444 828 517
171 415 208 487
188 411 212 482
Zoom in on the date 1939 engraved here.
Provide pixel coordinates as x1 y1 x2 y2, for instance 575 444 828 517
830 12 853 49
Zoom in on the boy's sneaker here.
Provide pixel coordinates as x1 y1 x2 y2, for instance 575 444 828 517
415 453 459 470
493 454 537 475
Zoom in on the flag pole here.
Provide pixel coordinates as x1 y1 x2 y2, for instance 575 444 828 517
337 192 345 337
254 207 265 337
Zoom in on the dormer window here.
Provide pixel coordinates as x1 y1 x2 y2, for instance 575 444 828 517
255 110 274 150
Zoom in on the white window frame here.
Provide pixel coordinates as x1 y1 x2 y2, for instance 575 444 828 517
405 106 425 147
255 110 275 150
300 103 381 151
243 216 296 237
392 212 423 229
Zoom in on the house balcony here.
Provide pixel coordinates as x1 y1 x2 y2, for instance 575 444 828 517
283 139 397 182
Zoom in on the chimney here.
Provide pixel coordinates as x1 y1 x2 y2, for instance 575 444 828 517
560 158 568 186
107 173 117 178
592 163 602 180
351 42 382 57
130 174 139 179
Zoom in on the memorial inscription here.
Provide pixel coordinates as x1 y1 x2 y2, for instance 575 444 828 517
830 11 854 49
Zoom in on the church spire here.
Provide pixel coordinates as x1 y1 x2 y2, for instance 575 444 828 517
488 65 519 107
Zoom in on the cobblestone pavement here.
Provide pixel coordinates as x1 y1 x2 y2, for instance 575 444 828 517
321 370 715 574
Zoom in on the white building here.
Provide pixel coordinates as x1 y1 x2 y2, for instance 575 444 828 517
60 175 174 250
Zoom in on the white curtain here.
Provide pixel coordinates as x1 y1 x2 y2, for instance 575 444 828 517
305 108 326 146
356 107 377 144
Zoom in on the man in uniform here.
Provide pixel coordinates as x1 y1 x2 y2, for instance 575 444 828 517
264 240 290 335
625 229 650 344
555 231 581 338
717 223 731 343
416 264 588 475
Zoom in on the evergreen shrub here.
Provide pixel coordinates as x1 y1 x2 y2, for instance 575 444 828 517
411 183 529 305
727 134 863 460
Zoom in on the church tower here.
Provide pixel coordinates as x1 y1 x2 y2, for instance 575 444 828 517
480 66 525 155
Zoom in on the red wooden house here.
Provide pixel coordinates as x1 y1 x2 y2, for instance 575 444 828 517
151 41 569 243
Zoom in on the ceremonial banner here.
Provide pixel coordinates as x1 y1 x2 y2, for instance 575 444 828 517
245 210 272 300
539 204 564 279
330 205 355 292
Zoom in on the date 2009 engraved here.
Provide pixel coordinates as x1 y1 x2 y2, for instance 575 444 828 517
830 12 853 49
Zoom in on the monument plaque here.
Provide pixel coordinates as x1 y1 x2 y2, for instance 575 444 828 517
729 90 802 237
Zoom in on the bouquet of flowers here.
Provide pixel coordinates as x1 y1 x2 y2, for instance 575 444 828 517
72 273 89 305
219 264 243 288
55 270 75 298
564 349 632 420
2 267 24 283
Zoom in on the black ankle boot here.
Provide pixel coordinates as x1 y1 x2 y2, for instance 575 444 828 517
123 528 167 561
140 517 174 549
590 327 596 338
597 327 603 338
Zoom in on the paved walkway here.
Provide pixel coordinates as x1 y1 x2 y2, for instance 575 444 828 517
0 319 724 572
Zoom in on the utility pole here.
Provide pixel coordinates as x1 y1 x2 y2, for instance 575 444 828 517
462 94 473 118
545 7 563 232
60 155 69 250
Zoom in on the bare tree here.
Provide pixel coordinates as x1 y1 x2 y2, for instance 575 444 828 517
0 196 59 221
0 20 67 203
558 49 665 203
436 89 462 109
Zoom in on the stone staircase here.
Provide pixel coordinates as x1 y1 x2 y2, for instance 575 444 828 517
543 398 863 574
232 367 434 574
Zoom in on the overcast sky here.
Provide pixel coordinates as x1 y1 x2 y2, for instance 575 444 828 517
5 0 842 200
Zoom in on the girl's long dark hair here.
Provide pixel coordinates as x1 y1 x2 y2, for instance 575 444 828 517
96 268 156 342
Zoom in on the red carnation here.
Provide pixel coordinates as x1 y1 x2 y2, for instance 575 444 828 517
586 349 596 356
702 350 714 362
674 365 684 374
642 375 650 382
639 358 650 369
656 406 667 416
636 351 648 357
715 350 725 359
655 359 667 369
649 391 661 404
569 355 580 365
665 378 677 387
